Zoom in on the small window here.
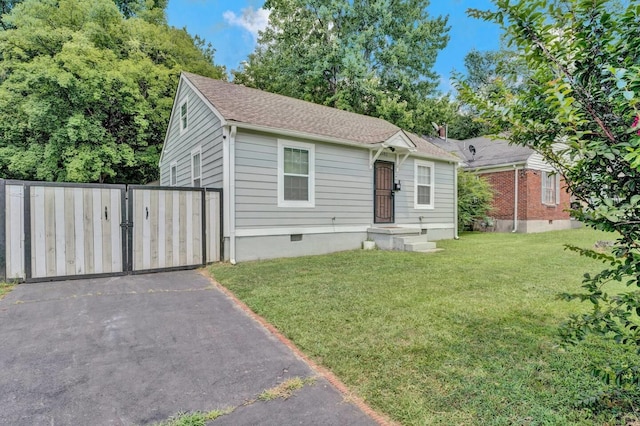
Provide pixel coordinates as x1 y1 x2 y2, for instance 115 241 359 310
170 162 177 186
414 160 435 209
191 148 201 188
278 140 315 208
542 171 559 205
180 99 188 133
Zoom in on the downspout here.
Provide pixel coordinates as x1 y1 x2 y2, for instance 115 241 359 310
453 162 459 239
229 125 237 264
512 165 519 233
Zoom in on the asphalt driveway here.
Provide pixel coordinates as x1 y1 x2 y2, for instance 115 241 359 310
0 270 377 425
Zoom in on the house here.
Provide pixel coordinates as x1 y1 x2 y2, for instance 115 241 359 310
429 135 573 233
159 72 459 262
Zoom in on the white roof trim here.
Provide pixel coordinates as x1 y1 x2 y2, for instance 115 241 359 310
466 162 528 172
180 74 227 125
159 74 228 165
383 131 417 151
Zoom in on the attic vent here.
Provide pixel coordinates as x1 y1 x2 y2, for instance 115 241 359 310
469 145 476 155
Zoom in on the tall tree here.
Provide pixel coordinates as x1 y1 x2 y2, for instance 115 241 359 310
458 0 640 395
233 0 449 135
448 48 529 140
0 0 224 183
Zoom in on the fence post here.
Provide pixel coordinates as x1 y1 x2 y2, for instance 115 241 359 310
23 184 31 281
0 179 5 282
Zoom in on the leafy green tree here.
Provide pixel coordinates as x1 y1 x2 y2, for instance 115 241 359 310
233 0 449 135
450 48 530 140
457 170 494 231
0 0 224 183
459 0 640 391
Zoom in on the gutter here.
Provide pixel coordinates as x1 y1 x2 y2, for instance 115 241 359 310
454 162 459 239
512 165 519 233
229 125 237 264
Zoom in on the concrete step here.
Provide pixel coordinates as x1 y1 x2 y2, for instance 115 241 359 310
404 241 437 252
397 235 430 244
413 248 444 254
393 234 438 252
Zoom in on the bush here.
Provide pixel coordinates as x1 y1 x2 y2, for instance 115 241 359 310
457 170 494 231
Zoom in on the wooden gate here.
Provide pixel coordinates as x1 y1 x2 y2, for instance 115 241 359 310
0 180 222 283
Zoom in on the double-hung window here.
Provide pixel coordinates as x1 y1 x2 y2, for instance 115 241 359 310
170 162 177 186
414 160 435 209
278 140 315 208
191 147 201 188
542 171 560 205
179 98 188 133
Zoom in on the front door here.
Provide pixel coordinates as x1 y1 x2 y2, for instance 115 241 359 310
374 161 394 223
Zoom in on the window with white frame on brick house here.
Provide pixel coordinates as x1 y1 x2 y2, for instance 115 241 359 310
541 171 560 205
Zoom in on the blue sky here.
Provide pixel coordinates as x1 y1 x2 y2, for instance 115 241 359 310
166 0 503 94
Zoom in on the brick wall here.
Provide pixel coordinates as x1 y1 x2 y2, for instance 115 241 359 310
479 169 571 221
480 170 516 220
523 169 571 220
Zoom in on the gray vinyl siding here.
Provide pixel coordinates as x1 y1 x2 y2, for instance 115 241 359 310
234 130 373 229
159 81 224 188
233 130 455 230
395 158 455 224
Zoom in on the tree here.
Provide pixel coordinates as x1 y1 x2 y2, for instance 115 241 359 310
0 0 224 183
457 170 494 231
449 48 530 139
233 0 449 135
458 0 640 391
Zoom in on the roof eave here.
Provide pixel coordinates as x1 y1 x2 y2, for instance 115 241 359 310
232 121 457 162
465 161 528 172
230 121 388 149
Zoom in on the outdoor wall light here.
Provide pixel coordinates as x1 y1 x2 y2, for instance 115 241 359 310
394 180 401 191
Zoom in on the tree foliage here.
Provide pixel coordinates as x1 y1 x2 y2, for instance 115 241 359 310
459 0 640 390
233 0 449 135
0 0 224 183
457 170 494 231
451 48 530 139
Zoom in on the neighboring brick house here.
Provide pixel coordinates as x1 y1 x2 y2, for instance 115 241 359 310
429 135 574 233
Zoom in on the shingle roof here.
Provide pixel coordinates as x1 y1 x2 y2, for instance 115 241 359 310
428 135 534 168
182 72 456 161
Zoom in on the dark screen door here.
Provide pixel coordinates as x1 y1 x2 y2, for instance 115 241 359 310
374 161 394 223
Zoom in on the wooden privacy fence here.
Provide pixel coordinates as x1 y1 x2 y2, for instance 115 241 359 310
0 180 222 283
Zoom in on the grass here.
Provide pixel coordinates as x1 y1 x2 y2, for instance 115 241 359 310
210 228 640 425
0 281 15 300
150 409 229 426
257 377 316 401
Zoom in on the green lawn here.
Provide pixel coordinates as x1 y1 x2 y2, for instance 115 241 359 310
0 281 15 300
209 228 638 425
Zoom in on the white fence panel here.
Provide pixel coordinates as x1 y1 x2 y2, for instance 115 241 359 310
1 181 221 282
6 184 25 281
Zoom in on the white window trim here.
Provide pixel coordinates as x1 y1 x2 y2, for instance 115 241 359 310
179 97 188 134
170 161 177 187
414 160 435 210
541 171 560 206
191 146 202 188
277 139 315 208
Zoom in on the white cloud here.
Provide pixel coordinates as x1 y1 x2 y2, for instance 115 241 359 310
223 7 270 39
